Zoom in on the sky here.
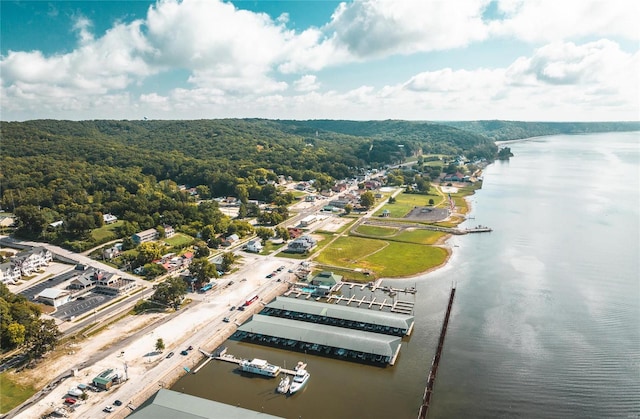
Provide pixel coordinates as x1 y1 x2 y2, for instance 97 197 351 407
1 0 639 121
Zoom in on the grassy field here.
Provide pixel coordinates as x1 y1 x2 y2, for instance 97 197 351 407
374 192 438 217
0 372 36 414
362 242 449 277
353 225 398 237
391 229 446 245
91 220 124 242
164 233 194 247
260 241 285 255
314 236 387 267
316 236 448 277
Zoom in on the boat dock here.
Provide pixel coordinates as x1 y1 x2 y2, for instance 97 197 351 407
212 349 302 376
191 349 214 374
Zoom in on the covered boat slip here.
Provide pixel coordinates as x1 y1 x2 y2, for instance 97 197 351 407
263 296 414 336
235 315 402 365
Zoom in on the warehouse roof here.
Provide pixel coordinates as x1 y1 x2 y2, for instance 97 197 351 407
265 296 414 331
237 315 401 357
128 389 283 419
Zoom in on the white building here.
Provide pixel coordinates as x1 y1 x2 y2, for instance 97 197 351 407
246 239 263 253
37 288 71 307
11 247 53 276
0 262 21 284
299 215 317 227
103 213 118 224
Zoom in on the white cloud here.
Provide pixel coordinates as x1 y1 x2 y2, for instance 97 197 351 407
293 75 320 92
1 0 638 121
326 0 490 58
490 0 640 42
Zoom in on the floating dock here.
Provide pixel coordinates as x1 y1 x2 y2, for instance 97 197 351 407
212 349 302 376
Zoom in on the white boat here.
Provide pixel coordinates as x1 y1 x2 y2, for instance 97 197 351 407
67 387 83 397
277 376 291 393
240 358 280 377
288 365 310 394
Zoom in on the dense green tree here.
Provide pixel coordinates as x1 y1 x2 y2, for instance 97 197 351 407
155 338 165 352
189 258 218 286
255 227 273 241
136 242 165 265
193 240 210 258
25 318 61 359
143 263 167 280
151 277 187 310
221 252 237 272
360 191 376 209
344 204 353 215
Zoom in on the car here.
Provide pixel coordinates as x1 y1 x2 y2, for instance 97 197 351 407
277 265 285 271
223 317 231 323
103 406 114 413
114 400 122 406
240 278 247 282
166 351 174 358
187 345 193 351
238 306 245 311
180 350 188 355
64 397 77 404
265 273 274 278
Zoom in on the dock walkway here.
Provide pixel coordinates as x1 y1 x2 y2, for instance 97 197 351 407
213 350 303 376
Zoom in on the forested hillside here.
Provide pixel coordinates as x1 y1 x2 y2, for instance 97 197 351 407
2 118 634 250
0 118 495 249
439 120 640 141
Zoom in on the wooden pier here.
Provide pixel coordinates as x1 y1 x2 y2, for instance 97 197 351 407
418 285 456 419
212 349 303 376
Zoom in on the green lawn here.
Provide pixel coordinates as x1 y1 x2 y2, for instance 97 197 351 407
374 192 437 217
392 229 446 245
315 235 449 278
260 241 285 255
361 242 449 277
353 225 398 237
0 372 37 414
164 233 194 247
315 236 387 267
91 220 124 242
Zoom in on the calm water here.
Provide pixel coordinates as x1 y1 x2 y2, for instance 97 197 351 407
174 132 640 418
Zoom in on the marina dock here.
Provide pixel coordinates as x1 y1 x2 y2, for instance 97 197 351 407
212 349 302 376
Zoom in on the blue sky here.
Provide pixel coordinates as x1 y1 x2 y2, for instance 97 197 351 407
1 0 638 121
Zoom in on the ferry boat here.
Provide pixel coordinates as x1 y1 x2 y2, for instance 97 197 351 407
277 376 291 393
240 358 280 377
288 365 310 394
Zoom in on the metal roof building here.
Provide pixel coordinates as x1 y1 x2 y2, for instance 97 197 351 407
264 296 414 335
237 315 402 362
128 389 283 419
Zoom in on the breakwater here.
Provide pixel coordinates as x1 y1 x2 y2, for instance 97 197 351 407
418 285 456 419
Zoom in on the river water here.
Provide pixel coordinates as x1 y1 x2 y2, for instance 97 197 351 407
173 132 640 418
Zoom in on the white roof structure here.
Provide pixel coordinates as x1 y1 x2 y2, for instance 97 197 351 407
37 288 69 299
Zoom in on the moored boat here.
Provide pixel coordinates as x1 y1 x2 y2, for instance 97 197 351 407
288 364 310 394
240 358 280 377
277 376 291 393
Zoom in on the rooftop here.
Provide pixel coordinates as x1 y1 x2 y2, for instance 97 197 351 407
237 314 402 357
265 296 414 331
128 389 283 419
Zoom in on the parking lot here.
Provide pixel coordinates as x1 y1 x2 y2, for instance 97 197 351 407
19 267 78 300
53 293 118 320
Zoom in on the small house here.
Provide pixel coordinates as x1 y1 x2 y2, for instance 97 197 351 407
246 239 263 253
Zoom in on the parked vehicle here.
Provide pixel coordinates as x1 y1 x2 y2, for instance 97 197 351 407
114 400 122 406
104 406 114 413
166 352 174 358
64 398 77 405
223 317 230 323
